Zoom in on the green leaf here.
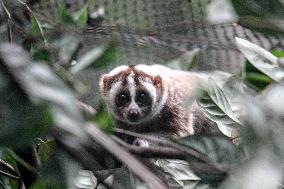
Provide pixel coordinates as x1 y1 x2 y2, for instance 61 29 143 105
244 59 273 91
58 2 88 27
30 175 64 189
95 110 114 134
198 78 242 137
31 15 47 46
155 159 200 188
92 41 117 68
174 135 239 183
175 135 239 165
71 41 117 74
32 48 51 62
236 37 284 82
5 149 37 173
272 49 284 58
30 178 49 189
37 139 56 166
58 2 75 25
38 150 73 189
245 72 273 91
72 5 88 27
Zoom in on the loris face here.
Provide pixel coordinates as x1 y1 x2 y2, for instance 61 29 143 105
100 65 166 125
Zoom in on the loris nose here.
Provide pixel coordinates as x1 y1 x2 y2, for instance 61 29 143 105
127 109 140 122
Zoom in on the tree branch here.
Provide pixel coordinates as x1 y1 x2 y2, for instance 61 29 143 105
111 136 186 159
0 0 13 42
77 101 96 116
16 0 47 46
114 128 229 172
53 123 168 189
0 159 19 177
85 123 168 189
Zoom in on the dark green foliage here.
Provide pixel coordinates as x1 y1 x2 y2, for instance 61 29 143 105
244 60 273 91
94 107 114 134
58 2 88 27
0 1 284 189
0 60 53 148
243 50 284 91
32 48 51 62
231 0 284 34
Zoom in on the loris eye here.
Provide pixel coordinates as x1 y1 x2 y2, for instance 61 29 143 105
136 91 151 106
115 92 130 107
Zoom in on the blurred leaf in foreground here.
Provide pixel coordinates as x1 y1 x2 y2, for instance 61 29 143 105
59 36 81 67
207 0 238 24
0 50 52 147
0 43 85 139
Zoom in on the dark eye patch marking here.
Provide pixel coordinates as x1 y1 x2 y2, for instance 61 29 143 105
136 90 152 106
115 91 130 107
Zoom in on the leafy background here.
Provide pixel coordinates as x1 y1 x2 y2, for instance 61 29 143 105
0 0 284 189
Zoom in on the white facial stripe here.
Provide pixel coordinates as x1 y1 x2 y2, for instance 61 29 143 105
109 80 122 105
139 81 157 106
127 73 136 102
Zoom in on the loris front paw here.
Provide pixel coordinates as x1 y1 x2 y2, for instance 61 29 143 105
133 139 150 147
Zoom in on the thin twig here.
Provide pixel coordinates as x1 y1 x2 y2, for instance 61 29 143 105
0 159 18 176
230 135 241 141
77 101 97 116
85 123 168 189
114 128 226 172
114 128 209 159
0 170 20 180
16 0 48 46
91 172 113 189
0 179 8 189
5 149 38 174
53 128 104 171
53 128 114 189
1 0 13 42
112 136 233 174
111 136 185 159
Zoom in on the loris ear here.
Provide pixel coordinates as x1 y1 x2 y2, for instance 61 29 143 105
154 75 162 88
99 74 111 95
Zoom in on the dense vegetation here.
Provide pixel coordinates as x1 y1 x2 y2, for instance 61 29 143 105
0 0 284 188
